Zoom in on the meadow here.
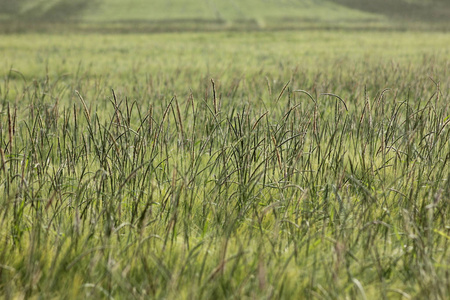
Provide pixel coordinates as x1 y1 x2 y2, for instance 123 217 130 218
1 1 450 299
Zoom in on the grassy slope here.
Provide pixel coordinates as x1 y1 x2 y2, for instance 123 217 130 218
1 0 449 32
1 0 380 22
331 0 450 23
81 0 379 23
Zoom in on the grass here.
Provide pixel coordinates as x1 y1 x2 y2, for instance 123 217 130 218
1 0 449 32
1 1 450 299
0 30 449 298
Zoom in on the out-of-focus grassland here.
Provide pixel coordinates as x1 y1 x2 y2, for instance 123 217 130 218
1 0 449 32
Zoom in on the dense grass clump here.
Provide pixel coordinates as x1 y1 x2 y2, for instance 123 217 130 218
0 31 449 297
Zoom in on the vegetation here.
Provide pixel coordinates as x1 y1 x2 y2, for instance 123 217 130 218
0 1 449 299
1 0 449 32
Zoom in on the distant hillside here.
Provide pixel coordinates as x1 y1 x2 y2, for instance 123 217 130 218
330 0 450 23
0 0 449 32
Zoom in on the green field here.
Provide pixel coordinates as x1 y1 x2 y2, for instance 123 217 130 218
1 1 450 299
1 0 450 32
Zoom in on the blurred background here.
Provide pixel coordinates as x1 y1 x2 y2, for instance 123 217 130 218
1 0 449 33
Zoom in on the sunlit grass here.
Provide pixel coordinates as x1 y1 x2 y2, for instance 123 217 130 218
0 29 449 298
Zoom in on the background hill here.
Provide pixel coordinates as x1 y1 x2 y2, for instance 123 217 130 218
1 0 449 32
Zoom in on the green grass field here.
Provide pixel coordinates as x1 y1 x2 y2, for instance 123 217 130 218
1 0 450 32
1 1 450 299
